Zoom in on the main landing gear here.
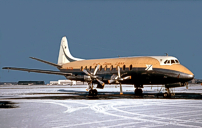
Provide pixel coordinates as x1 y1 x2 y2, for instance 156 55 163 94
87 82 98 97
134 84 143 95
135 88 143 95
89 89 97 96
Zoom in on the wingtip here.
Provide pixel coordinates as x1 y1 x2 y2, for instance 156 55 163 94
2 67 9 69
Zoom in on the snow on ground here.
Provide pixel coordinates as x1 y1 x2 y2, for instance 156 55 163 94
0 84 202 128
1 99 202 128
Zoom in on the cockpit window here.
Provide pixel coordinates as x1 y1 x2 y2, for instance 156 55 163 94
171 60 175 64
175 60 179 63
163 59 179 65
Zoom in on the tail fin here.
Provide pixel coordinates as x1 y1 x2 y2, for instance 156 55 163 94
58 36 83 65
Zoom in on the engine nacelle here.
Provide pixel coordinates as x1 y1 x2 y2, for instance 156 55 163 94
84 75 92 82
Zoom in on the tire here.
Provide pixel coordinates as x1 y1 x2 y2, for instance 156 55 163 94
163 92 171 98
93 89 97 96
89 90 93 96
135 89 142 95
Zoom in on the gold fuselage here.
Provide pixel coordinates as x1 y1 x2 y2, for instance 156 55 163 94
59 56 194 85
61 56 193 76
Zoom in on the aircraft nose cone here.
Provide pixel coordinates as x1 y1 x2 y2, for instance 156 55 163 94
180 73 194 80
179 72 194 80
187 74 194 80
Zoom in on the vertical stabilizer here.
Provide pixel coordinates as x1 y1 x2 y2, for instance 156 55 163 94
58 36 83 65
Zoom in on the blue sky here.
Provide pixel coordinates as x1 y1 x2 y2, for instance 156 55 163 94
0 1 202 83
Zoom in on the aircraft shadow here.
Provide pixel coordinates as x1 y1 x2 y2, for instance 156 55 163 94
6 89 202 100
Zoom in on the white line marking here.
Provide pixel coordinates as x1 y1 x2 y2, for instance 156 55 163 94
98 121 142 128
53 118 130 128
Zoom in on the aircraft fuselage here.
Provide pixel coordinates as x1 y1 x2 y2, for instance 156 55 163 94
60 56 194 85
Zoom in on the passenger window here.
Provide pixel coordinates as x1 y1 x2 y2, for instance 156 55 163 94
167 60 170 64
122 65 125 71
164 60 168 64
171 60 175 64
129 65 132 71
104 65 107 71
110 65 113 71
99 65 102 71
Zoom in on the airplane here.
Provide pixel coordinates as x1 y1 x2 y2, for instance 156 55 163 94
2 36 194 97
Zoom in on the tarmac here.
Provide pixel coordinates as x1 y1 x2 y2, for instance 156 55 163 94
0 84 202 128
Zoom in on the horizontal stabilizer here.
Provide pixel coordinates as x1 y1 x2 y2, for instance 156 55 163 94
30 57 62 68
2 67 72 76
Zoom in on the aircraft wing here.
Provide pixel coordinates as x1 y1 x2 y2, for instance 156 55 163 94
2 67 72 76
29 57 62 68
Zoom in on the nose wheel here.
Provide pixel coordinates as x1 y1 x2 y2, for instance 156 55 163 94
164 88 171 98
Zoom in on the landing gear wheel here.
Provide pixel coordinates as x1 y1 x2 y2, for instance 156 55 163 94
164 88 171 98
89 90 93 96
92 89 97 96
163 92 171 98
88 89 97 96
135 89 142 95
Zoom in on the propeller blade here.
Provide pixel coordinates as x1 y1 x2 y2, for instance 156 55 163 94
96 78 105 86
82 69 91 76
108 79 116 84
123 76 131 80
120 83 123 95
86 84 91 91
118 66 121 78
94 65 100 75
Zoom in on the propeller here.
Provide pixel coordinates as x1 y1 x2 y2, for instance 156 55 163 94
108 66 131 95
82 65 105 87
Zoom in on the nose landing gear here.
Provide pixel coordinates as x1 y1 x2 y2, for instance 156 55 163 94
164 87 172 98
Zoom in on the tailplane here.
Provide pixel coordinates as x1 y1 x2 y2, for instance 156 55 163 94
58 36 83 65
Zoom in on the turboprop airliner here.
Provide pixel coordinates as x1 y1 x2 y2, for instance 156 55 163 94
3 36 194 97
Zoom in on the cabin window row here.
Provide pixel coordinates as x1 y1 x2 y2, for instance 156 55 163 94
80 65 133 71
